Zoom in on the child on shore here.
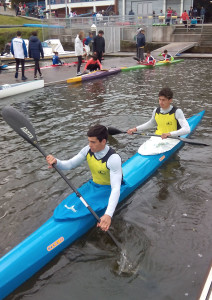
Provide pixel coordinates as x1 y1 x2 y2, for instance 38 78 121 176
52 52 62 65
84 54 102 72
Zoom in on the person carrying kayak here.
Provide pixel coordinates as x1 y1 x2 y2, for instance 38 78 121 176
84 54 102 72
127 87 190 139
52 52 62 65
161 49 174 61
46 124 122 232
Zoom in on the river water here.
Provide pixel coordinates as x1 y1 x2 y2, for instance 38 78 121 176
0 58 211 300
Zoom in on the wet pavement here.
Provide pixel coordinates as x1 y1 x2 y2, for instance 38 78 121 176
0 54 136 86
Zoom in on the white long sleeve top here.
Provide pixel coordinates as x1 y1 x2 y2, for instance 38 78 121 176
136 106 190 137
56 145 122 217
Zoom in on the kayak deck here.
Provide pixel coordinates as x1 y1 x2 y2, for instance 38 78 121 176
0 110 205 299
67 68 121 83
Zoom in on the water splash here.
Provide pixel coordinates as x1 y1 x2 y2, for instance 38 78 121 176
117 249 134 275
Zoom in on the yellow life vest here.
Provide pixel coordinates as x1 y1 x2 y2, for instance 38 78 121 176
87 147 115 185
155 107 181 135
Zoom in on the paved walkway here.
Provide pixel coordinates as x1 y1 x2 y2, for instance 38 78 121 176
0 5 16 16
0 55 136 86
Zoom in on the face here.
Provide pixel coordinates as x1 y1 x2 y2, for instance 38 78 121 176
159 96 172 110
88 136 106 153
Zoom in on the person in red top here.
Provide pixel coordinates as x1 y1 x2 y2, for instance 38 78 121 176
180 10 189 27
84 55 102 72
144 51 156 65
162 49 174 61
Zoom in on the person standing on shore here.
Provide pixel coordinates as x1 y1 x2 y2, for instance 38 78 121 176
28 31 44 79
93 30 105 63
11 31 28 80
180 10 189 27
200 7 205 23
136 28 145 63
75 31 85 76
83 32 93 62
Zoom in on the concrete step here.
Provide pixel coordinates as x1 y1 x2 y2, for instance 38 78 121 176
201 35 212 41
200 41 212 45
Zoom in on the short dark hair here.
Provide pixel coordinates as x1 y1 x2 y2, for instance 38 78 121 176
158 87 173 100
92 54 98 61
164 49 168 53
87 124 108 142
98 30 104 34
17 31 22 36
32 31 37 36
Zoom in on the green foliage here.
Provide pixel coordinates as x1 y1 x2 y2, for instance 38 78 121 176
0 28 44 51
0 15 41 25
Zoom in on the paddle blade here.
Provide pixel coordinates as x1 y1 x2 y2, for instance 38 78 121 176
133 57 139 61
179 137 209 146
108 127 125 135
2 106 38 147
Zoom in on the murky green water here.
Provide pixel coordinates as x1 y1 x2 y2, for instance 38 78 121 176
0 59 211 300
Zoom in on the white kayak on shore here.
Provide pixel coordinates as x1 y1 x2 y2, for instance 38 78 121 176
0 80 44 99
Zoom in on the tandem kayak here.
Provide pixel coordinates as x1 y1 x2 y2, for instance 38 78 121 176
0 110 205 299
0 80 44 99
67 68 121 83
121 59 184 71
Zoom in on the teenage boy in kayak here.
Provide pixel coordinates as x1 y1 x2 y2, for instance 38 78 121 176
46 125 122 232
143 51 156 65
161 49 174 61
127 87 190 139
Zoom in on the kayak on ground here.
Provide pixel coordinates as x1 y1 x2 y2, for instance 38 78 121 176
0 65 8 70
0 110 205 299
27 61 85 72
2 64 35 70
67 68 121 83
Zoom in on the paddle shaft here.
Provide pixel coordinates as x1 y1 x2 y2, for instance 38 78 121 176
1 106 122 250
34 143 122 249
108 128 209 146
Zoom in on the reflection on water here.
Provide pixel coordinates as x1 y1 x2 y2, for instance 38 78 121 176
0 59 212 300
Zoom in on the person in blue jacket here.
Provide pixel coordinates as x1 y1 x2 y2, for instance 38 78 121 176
52 52 62 65
28 31 44 79
136 28 145 63
11 31 28 80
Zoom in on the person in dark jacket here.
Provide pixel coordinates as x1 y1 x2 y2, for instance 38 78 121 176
93 30 105 63
136 28 145 63
28 31 44 79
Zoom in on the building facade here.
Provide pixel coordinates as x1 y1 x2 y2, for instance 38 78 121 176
45 0 193 17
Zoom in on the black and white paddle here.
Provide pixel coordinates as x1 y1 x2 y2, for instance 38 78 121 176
1 106 122 250
108 126 209 146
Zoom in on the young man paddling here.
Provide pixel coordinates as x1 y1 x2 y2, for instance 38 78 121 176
127 87 190 139
46 125 122 232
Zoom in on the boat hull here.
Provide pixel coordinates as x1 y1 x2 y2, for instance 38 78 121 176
121 59 184 71
0 80 44 99
67 68 121 83
0 111 205 299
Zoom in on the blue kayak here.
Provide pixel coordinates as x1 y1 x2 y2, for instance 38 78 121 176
0 110 205 299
